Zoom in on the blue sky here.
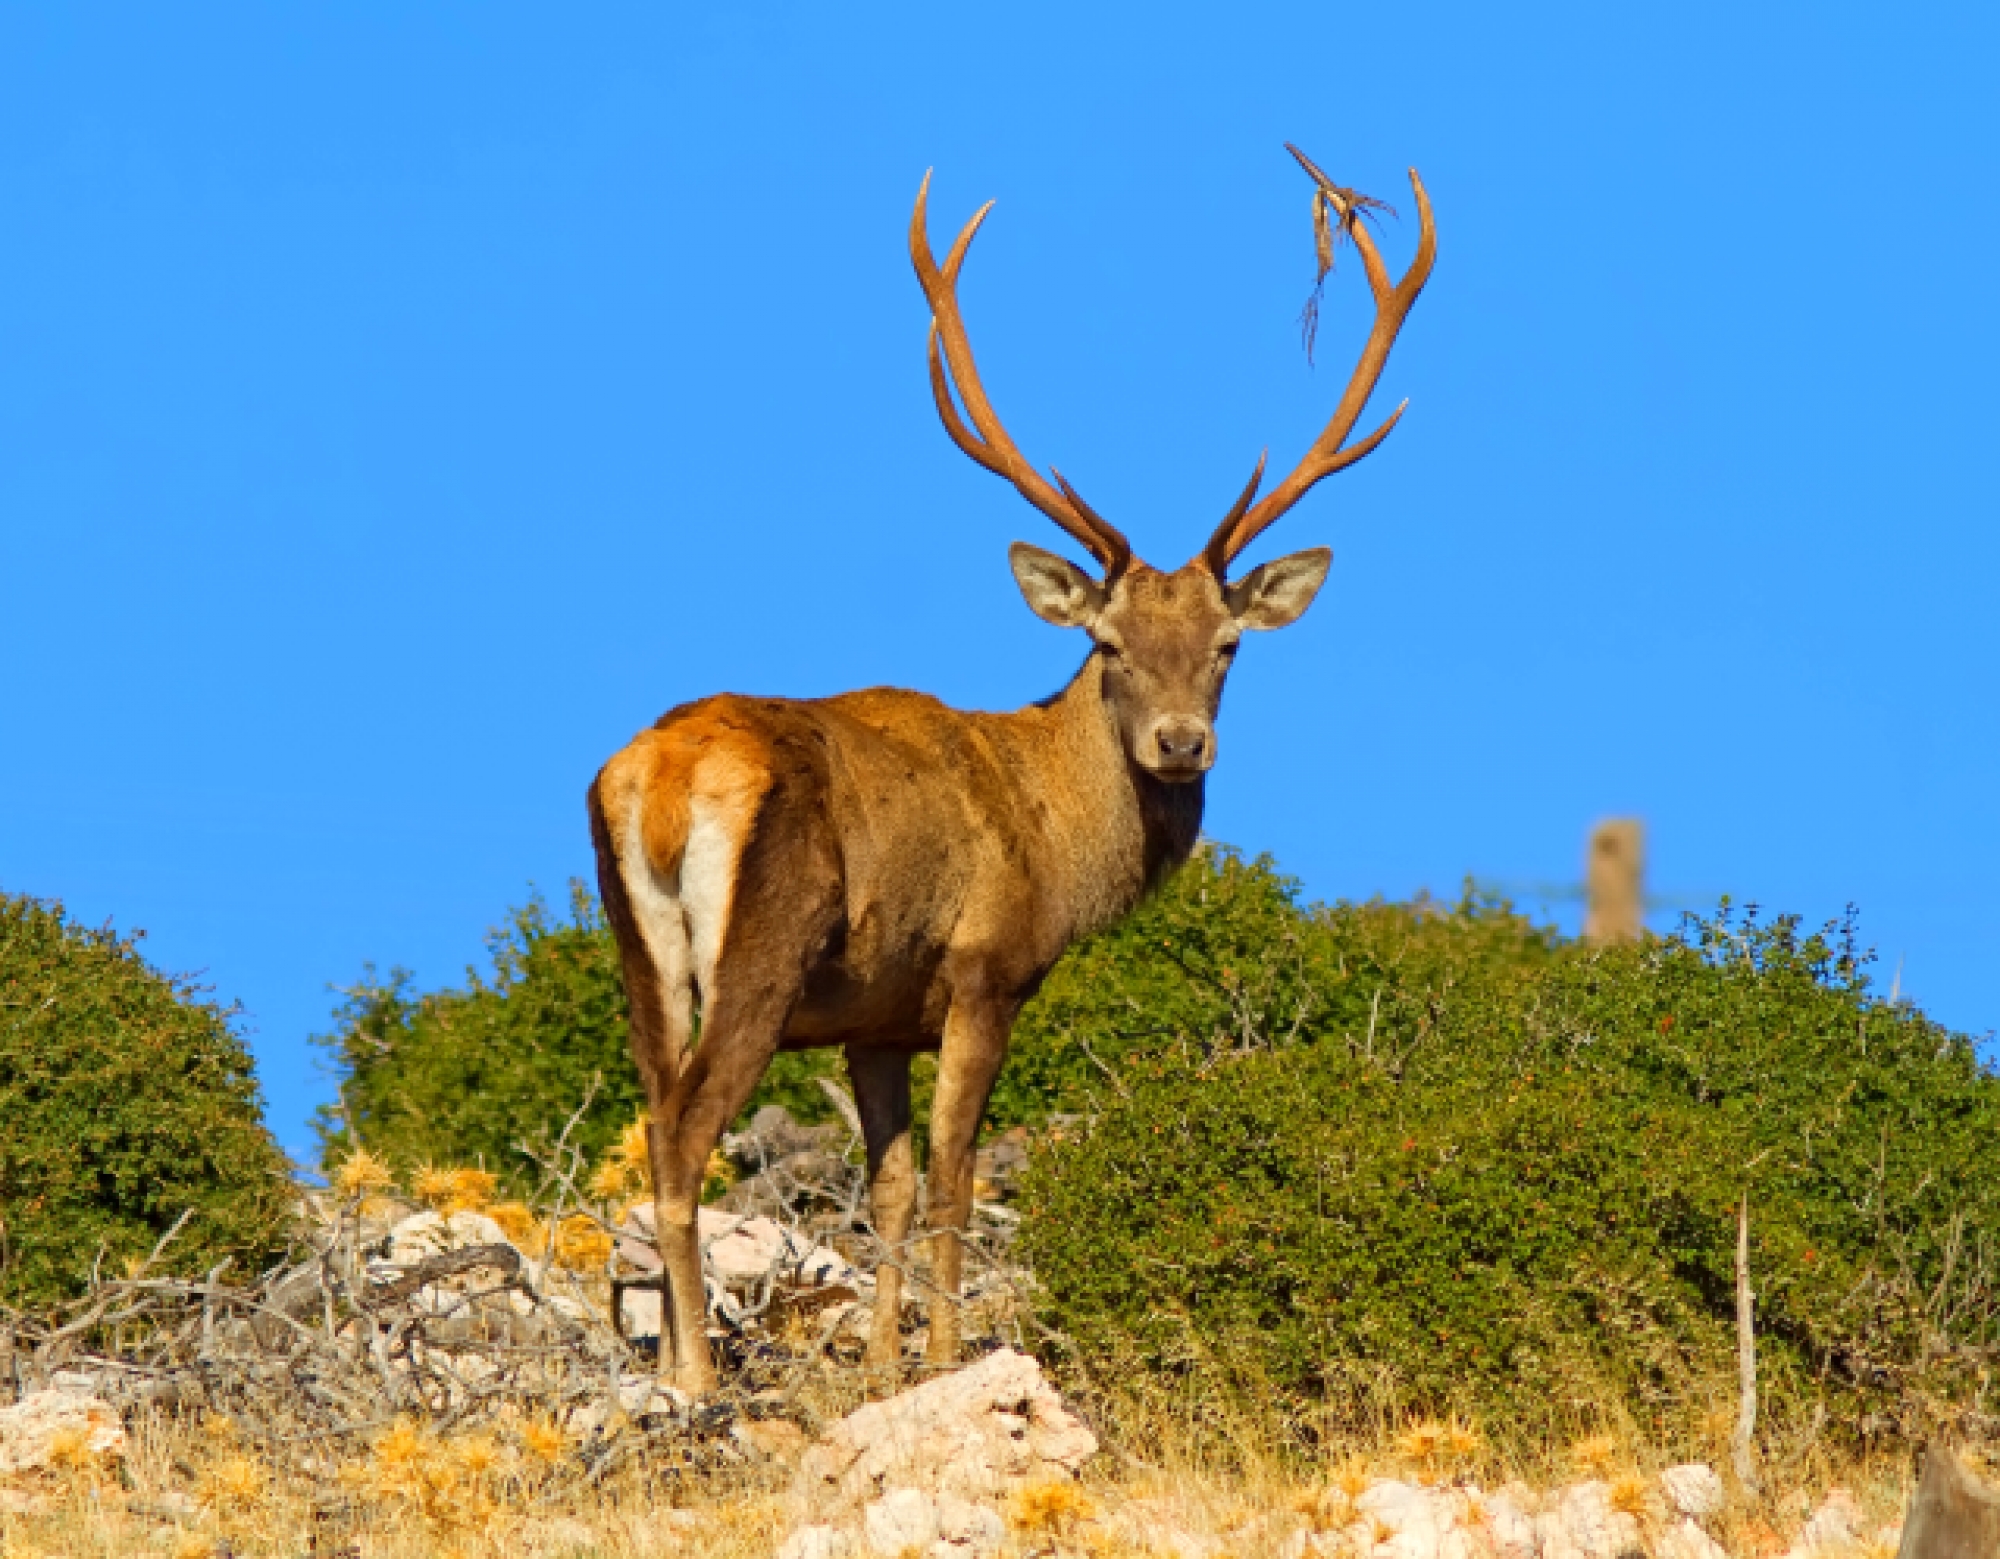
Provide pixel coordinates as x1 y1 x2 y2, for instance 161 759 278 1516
2 3 1993 1162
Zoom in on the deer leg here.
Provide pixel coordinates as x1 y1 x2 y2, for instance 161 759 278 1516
846 1046 916 1369
644 1114 715 1396
590 777 698 1390
924 998 1012 1366
651 976 828 1394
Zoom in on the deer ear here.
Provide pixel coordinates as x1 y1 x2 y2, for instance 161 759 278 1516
1225 546 1331 630
1009 542 1105 629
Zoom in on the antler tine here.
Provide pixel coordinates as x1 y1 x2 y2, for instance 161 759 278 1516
912 172 1132 576
1202 452 1269 577
1200 159 1436 575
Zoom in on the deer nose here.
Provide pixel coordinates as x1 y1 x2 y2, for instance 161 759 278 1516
1152 718 1212 769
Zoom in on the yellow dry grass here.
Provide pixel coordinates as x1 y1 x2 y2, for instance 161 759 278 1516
1566 1431 1623 1478
1010 1477 1099 1537
1606 1471 1654 1517
410 1166 499 1215
0 1397 1929 1559
486 1199 537 1244
332 1147 399 1199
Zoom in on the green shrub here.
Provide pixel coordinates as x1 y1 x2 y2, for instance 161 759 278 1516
313 883 845 1185
0 892 292 1307
1002 848 1555 1125
1020 885 2000 1450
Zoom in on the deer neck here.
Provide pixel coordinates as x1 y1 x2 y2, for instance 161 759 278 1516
1023 654 1204 937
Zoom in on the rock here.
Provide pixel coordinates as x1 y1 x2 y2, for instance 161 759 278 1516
618 1204 853 1289
707 1211 853 1288
1535 1482 1644 1559
0 1388 127 1474
1352 1480 1484 1559
777 1526 854 1559
794 1347 1096 1517
1659 1464 1724 1521
383 1209 514 1265
935 1490 1007 1555
972 1126 1030 1202
1786 1487 1863 1554
1355 1479 1443 1558
351 1194 420 1251
727 1105 848 1169
1474 1486 1539 1559
1658 1515 1731 1559
618 1203 858 1337
864 1486 940 1553
771 1345 1099 1559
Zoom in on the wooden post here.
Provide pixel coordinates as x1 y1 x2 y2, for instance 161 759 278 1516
1896 1445 2000 1559
1584 819 1646 944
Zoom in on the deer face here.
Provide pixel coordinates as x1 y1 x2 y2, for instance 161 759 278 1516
915 152 1432 782
1009 543 1332 781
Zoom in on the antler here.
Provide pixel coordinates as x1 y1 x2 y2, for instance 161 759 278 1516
912 172 1132 577
1201 147 1437 577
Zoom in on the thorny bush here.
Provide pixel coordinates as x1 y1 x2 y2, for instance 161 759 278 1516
1019 851 2000 1456
0 892 291 1307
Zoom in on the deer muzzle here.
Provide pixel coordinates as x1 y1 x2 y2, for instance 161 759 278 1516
1145 716 1216 780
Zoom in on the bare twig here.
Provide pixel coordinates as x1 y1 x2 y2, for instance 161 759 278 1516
1734 1192 1760 1494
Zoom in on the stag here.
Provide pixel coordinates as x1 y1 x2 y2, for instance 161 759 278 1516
589 148 1436 1392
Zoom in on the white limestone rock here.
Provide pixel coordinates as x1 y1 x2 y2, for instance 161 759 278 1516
1473 1485 1540 1559
1785 1487 1864 1555
1659 1515 1731 1559
777 1525 854 1559
934 1490 1007 1555
1660 1463 1726 1521
864 1486 940 1553
1355 1479 1478 1559
793 1347 1097 1516
383 1209 514 1265
1535 1481 1645 1559
0 1388 126 1475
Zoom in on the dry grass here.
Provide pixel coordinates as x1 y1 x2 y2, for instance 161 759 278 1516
0 1382 1940 1559
1 1406 798 1559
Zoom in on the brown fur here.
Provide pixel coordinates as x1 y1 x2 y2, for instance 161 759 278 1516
588 560 1264 1388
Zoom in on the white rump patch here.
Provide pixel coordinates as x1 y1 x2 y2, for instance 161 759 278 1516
680 801 740 999
620 792 692 1033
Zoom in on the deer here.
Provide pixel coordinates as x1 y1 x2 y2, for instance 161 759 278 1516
588 147 1436 1393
